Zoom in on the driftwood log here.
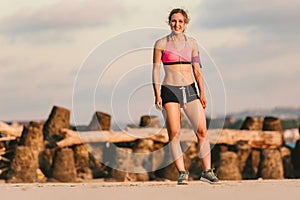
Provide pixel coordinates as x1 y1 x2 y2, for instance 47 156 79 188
56 127 169 148
0 121 23 137
208 129 282 149
56 128 283 149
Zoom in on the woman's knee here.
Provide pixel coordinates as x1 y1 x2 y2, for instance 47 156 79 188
195 128 207 139
168 128 181 140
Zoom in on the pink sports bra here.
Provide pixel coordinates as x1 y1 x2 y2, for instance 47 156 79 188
162 35 192 65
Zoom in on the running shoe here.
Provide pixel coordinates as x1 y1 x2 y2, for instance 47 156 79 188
177 171 189 185
200 168 219 184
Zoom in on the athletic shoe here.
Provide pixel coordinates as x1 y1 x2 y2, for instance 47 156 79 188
200 168 219 184
177 171 189 185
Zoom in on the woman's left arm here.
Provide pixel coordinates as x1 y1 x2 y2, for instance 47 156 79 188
191 38 207 109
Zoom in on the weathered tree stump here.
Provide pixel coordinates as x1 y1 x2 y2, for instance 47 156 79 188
236 141 251 172
88 111 111 131
151 142 166 172
127 143 150 182
133 139 154 153
86 143 109 178
39 148 56 178
185 141 202 179
72 144 93 180
211 144 229 169
109 144 150 182
139 115 161 128
240 116 263 130
280 146 294 178
216 151 242 180
188 157 202 180
153 141 178 181
19 121 44 155
235 141 256 179
111 148 134 181
133 139 154 173
52 148 77 182
260 149 284 179
154 142 192 181
18 121 46 181
155 162 178 181
251 149 261 178
43 106 70 142
263 116 282 132
292 140 300 178
6 146 38 183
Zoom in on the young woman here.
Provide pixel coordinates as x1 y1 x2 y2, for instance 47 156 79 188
152 8 219 184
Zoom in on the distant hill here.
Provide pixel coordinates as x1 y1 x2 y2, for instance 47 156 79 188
207 107 300 130
227 107 300 119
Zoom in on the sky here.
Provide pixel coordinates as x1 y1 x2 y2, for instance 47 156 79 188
0 0 299 126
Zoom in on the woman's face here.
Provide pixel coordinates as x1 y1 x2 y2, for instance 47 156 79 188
169 13 186 34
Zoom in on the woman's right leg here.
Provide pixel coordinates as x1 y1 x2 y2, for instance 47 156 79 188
163 102 185 172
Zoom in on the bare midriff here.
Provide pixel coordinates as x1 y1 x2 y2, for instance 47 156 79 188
162 64 195 86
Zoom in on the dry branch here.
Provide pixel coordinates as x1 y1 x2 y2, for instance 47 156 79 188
0 156 10 162
0 148 13 156
0 167 8 174
0 136 17 142
0 150 6 156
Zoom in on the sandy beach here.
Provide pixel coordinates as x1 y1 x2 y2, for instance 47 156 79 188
1 179 300 200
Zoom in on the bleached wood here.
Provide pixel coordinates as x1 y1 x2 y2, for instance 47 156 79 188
207 129 283 149
0 121 23 137
56 127 169 148
56 128 282 149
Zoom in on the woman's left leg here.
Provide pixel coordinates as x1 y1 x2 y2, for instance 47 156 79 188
183 99 211 171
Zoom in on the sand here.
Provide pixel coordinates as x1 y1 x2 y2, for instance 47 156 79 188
1 179 300 200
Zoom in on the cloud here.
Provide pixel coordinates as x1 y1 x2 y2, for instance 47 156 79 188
189 0 300 114
196 0 300 35
0 0 123 34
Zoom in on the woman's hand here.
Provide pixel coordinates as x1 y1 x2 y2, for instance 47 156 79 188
200 95 207 109
155 96 163 110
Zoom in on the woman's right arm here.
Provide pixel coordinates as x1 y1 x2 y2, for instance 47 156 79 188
152 39 163 110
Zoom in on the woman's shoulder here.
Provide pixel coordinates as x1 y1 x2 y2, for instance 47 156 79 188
154 36 168 49
186 35 198 44
186 35 199 49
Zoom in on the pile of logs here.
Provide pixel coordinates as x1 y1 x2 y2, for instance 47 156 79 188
0 105 299 183
213 116 297 180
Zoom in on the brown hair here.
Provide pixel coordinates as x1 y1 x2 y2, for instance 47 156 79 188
168 8 190 24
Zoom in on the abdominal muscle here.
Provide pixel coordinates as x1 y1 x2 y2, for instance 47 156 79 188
162 64 195 86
